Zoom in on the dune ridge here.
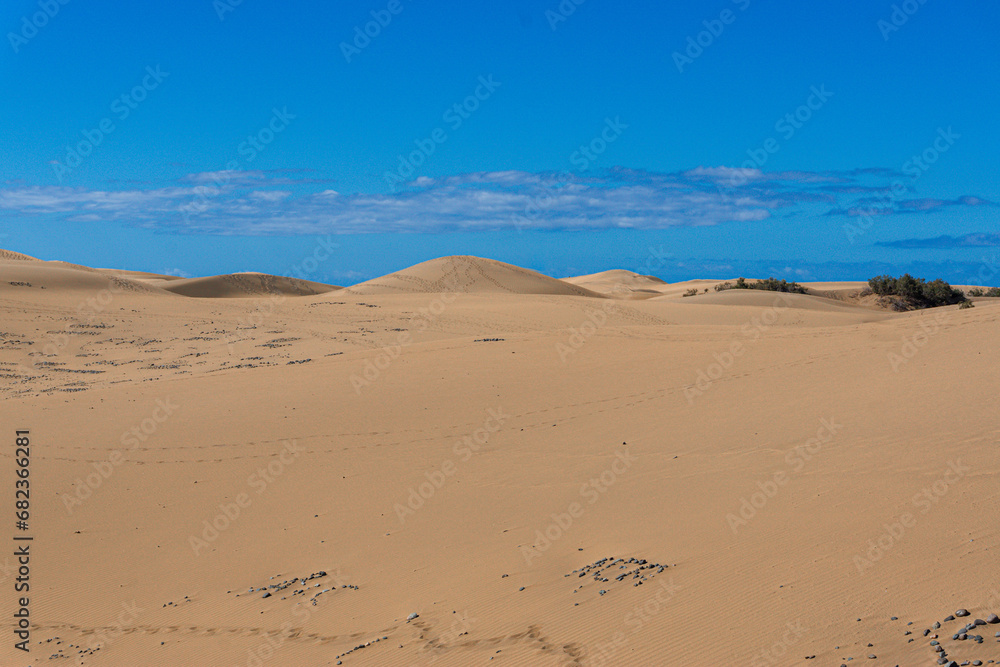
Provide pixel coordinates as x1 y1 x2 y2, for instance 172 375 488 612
344 255 604 297
158 273 341 298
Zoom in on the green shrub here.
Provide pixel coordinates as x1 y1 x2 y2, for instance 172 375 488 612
683 288 698 297
987 287 1000 297
967 288 985 297
959 300 975 309
866 274 966 309
721 276 808 294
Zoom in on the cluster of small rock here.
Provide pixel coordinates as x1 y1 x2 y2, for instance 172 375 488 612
333 634 389 665
161 595 191 608
43 636 99 661
234 570 357 606
564 556 670 597
922 609 1000 666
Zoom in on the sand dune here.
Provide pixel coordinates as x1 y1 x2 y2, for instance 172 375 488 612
345 256 604 297
2 250 999 667
562 269 669 298
658 287 878 312
0 259 161 294
95 269 187 284
0 249 40 261
158 273 340 298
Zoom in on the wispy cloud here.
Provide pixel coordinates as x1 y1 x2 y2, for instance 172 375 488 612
824 193 994 218
878 232 1000 249
0 168 991 235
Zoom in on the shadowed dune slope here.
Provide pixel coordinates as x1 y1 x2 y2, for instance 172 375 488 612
158 273 341 298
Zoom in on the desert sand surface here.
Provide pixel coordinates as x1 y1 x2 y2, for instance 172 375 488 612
1 252 998 666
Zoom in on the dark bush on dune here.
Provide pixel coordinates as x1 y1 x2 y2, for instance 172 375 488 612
867 274 966 309
967 287 1000 297
716 276 808 294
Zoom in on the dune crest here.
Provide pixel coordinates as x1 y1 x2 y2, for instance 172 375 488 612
159 273 341 298
0 248 40 261
344 255 604 297
0 260 161 293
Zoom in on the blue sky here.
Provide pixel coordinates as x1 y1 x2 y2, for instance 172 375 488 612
1 0 998 284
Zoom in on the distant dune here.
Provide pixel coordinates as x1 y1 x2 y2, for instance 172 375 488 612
95 268 187 284
157 273 341 298
0 259 160 293
344 255 604 297
0 249 39 261
562 269 669 298
658 287 877 312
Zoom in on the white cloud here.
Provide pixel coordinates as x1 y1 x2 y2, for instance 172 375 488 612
0 168 990 235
